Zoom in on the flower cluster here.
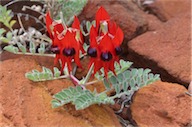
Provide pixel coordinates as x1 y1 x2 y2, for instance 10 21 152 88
46 6 124 77
46 12 84 72
87 7 124 77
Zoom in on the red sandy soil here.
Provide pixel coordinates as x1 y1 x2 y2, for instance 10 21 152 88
0 56 121 127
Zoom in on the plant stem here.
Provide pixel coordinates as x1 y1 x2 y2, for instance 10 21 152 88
17 13 26 33
85 80 99 86
70 74 80 85
32 35 52 43
82 63 94 85
16 52 55 57
36 75 69 82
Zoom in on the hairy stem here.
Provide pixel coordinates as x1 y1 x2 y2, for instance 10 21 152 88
16 52 55 57
35 75 69 82
82 63 94 85
17 14 26 33
85 80 99 86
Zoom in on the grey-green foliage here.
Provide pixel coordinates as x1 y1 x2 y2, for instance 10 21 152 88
3 41 46 54
95 60 133 80
106 68 160 100
25 67 61 82
52 86 114 110
3 45 19 53
0 5 16 43
52 67 160 110
57 0 88 25
0 5 16 30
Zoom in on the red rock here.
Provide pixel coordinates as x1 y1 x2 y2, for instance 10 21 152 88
128 12 191 87
0 56 121 126
157 0 191 18
131 81 192 127
144 0 191 21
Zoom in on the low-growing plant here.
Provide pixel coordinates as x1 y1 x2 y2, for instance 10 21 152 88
2 3 161 111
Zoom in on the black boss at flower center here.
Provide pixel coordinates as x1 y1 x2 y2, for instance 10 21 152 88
87 47 97 57
101 52 112 61
51 46 60 54
63 48 76 56
115 46 122 55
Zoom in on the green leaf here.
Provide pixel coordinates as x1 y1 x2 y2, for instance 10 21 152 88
9 20 16 28
25 73 35 81
144 68 151 74
86 21 91 33
53 67 61 77
26 66 65 82
53 94 64 102
51 100 61 108
29 41 36 54
38 43 45 54
6 31 12 40
123 81 128 91
0 37 10 43
63 89 73 97
123 70 131 79
131 68 138 78
117 73 123 83
130 78 135 88
119 60 133 72
108 68 161 104
16 42 26 53
114 85 120 94
154 74 160 80
51 86 113 110
0 28 6 35
103 78 111 90
3 45 18 53
109 75 118 85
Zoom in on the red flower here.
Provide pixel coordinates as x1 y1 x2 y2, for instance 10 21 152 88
88 6 124 78
45 12 83 73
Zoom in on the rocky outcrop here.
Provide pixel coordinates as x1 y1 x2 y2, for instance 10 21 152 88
128 11 191 87
131 81 191 127
144 0 191 21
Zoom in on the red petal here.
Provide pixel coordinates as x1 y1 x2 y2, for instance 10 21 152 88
72 16 80 29
96 6 110 23
95 6 110 33
53 23 64 35
109 60 116 76
99 34 115 55
66 57 72 72
108 21 117 36
92 58 102 75
112 27 124 47
60 30 82 69
46 12 53 40
90 26 97 47
103 62 110 78
54 54 60 65
60 56 66 73
73 41 82 68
